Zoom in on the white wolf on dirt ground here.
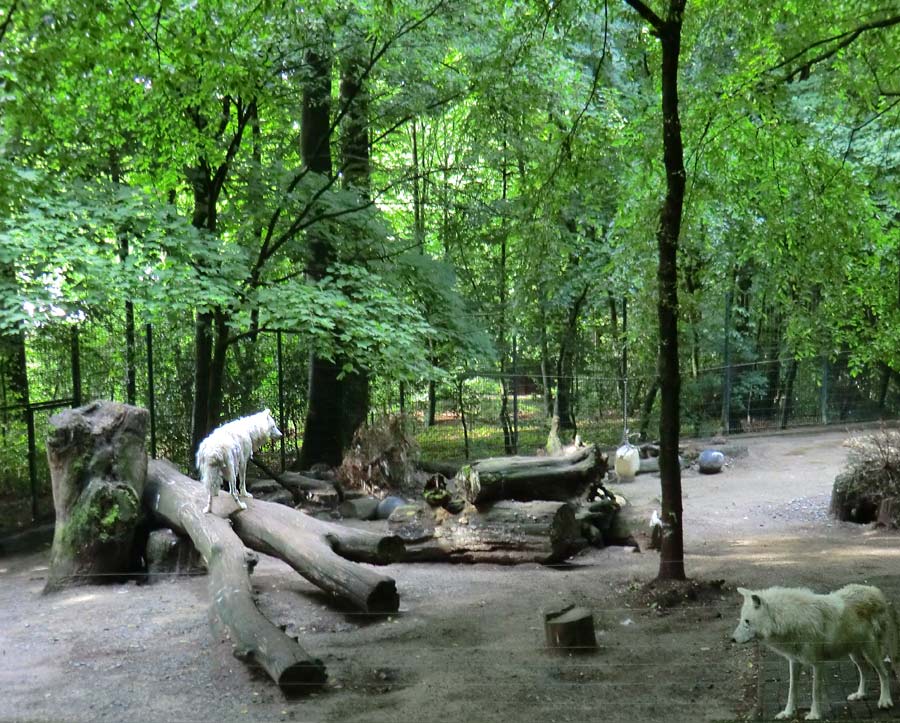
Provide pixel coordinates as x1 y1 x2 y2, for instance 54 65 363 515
732 584 900 720
195 409 283 513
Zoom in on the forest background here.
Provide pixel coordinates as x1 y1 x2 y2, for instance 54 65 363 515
1 0 898 538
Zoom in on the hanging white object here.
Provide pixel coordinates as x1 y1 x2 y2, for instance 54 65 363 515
615 443 640 481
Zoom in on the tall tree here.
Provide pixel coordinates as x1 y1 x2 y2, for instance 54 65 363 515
624 0 687 581
298 45 345 468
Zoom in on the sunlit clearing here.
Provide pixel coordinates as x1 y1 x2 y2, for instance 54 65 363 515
58 593 97 606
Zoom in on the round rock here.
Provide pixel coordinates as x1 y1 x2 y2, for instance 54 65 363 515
376 495 408 520
698 449 725 474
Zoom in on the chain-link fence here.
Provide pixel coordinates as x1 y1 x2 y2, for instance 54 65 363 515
375 352 900 463
3 318 898 532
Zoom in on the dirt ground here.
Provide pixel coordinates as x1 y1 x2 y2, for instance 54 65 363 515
2 427 900 723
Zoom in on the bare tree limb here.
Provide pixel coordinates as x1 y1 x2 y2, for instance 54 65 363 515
623 0 664 32
0 0 17 45
770 13 900 82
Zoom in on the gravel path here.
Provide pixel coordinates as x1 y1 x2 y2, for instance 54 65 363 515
2 427 898 722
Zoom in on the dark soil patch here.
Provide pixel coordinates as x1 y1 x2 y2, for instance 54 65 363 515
629 578 730 614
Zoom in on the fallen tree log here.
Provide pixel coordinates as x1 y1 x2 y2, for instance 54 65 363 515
231 499 403 614
149 459 403 613
418 459 460 478
396 501 583 564
455 445 607 506
144 459 327 693
250 459 343 504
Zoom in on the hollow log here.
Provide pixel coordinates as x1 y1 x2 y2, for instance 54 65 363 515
231 499 403 614
144 459 327 693
399 501 582 564
455 445 607 506
44 401 148 593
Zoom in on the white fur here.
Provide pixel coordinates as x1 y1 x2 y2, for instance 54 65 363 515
196 409 283 513
732 584 900 720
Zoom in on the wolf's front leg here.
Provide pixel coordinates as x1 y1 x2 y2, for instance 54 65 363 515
775 659 797 720
230 487 247 510
865 650 894 709
806 664 826 720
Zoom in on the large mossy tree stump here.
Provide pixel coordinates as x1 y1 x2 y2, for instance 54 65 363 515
44 401 149 593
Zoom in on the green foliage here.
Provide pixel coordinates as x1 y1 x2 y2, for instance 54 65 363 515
0 0 898 497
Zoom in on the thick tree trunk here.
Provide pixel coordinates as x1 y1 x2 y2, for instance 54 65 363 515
188 161 221 459
207 310 230 428
780 358 798 429
338 54 371 447
300 47 346 469
44 402 148 592
555 284 589 432
455 445 606 505
341 370 369 449
654 5 687 581
301 354 344 468
540 313 554 418
427 379 437 426
400 501 582 564
190 311 214 458
144 460 327 693
625 0 687 581
638 376 660 442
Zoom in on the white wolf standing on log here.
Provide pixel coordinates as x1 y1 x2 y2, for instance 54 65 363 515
732 584 900 720
196 409 283 513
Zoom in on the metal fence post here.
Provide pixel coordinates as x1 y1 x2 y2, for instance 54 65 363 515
71 326 82 407
821 356 830 425
277 330 286 472
512 334 519 453
145 323 156 458
26 405 37 521
721 290 733 434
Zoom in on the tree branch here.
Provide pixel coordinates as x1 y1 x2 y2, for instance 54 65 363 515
770 13 900 82
623 0 663 32
0 0 17 45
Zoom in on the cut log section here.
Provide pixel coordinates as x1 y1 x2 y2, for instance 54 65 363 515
544 605 597 654
144 459 327 693
399 501 583 565
455 445 607 506
231 499 403 614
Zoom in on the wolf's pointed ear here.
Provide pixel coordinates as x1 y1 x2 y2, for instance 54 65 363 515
737 587 751 598
751 594 762 608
